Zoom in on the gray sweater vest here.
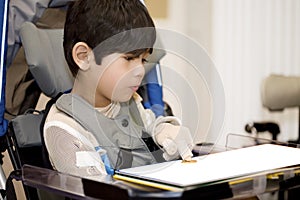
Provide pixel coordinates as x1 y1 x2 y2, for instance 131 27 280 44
56 94 164 170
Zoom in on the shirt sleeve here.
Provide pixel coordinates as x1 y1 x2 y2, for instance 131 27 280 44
133 93 181 136
44 120 107 179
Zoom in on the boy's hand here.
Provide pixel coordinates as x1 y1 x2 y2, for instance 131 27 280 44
155 123 194 161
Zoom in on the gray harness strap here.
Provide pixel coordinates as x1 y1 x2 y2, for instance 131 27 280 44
56 93 161 169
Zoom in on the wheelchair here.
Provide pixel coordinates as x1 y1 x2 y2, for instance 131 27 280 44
0 14 167 199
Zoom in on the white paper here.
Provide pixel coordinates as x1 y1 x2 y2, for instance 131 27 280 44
117 144 300 187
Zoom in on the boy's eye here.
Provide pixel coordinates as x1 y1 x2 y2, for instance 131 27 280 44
142 58 149 64
123 55 148 64
125 56 134 61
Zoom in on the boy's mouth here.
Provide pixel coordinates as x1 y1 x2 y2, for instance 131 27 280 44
131 86 139 92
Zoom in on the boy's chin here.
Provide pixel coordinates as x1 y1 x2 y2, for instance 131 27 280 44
112 94 133 103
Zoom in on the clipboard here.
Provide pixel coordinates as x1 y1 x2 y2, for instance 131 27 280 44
114 144 300 190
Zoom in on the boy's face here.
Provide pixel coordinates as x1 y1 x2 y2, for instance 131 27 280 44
93 52 149 107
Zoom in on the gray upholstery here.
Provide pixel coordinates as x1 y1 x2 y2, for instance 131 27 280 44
19 21 74 98
261 74 300 111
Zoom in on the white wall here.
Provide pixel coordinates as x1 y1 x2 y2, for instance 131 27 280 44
212 0 300 147
152 0 300 147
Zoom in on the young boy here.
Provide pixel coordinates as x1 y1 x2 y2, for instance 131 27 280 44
43 0 194 179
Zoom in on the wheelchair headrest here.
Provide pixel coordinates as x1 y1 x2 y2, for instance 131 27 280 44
20 22 74 98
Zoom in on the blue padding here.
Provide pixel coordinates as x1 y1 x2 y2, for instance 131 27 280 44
143 64 164 117
0 0 9 136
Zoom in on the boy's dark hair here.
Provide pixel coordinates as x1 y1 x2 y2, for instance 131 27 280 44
63 0 156 77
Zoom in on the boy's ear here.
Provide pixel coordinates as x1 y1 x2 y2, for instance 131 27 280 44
72 42 91 71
